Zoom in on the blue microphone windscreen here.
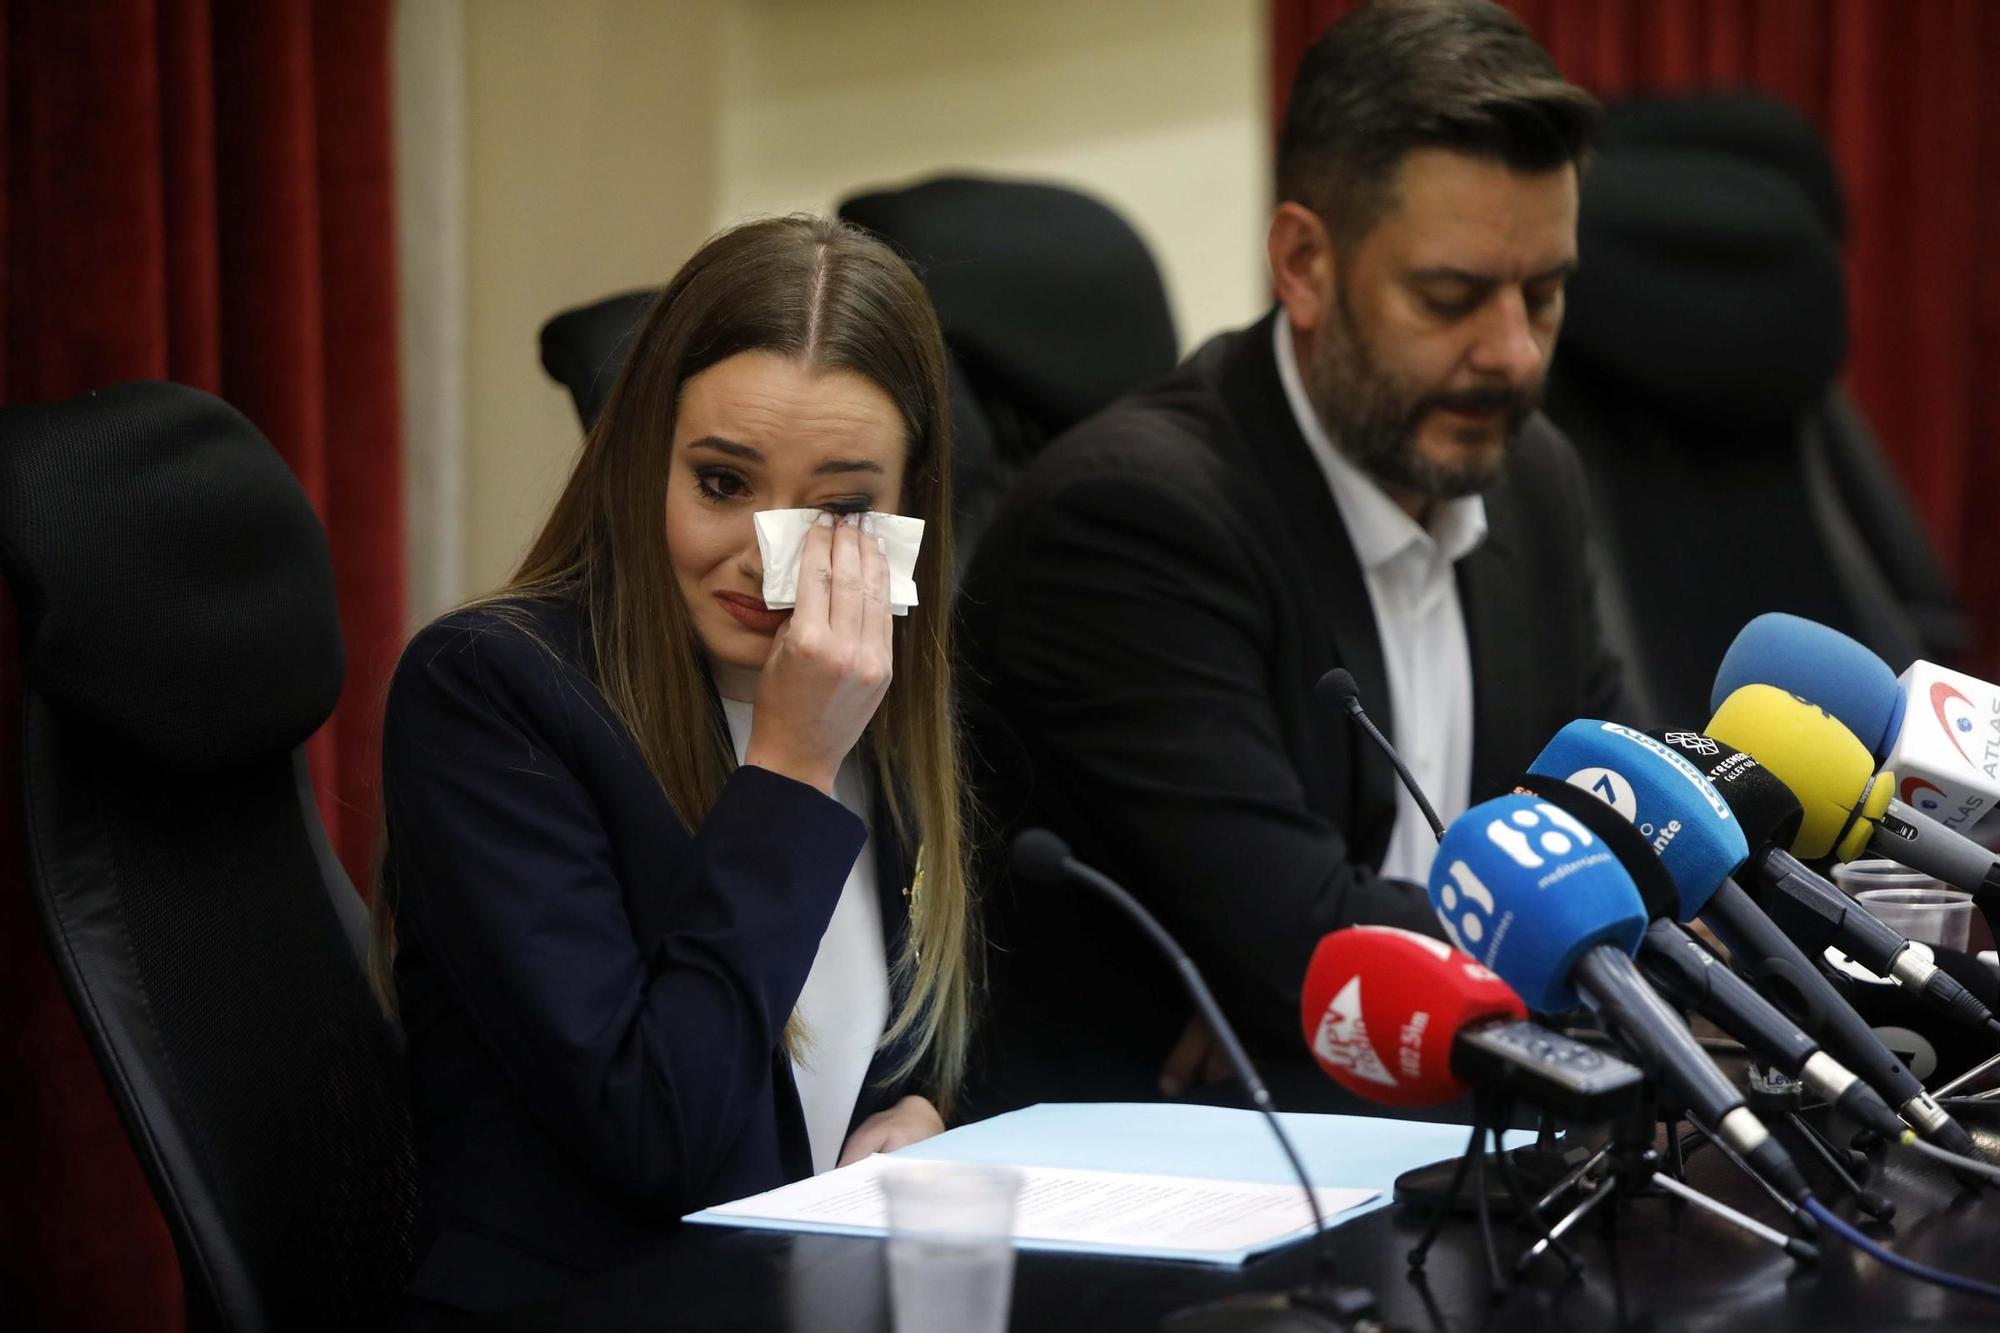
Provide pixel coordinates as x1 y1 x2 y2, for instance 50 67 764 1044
1527 720 1749 918
1428 793 1649 1012
1710 612 1906 759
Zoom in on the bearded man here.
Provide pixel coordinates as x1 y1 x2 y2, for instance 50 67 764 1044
958 0 1636 1114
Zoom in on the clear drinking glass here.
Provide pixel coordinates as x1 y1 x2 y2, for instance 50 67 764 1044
1856 887 1975 953
1834 859 1972 952
1831 858 1943 900
878 1163 1023 1333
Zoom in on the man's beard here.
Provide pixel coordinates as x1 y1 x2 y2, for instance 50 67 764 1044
1305 291 1538 500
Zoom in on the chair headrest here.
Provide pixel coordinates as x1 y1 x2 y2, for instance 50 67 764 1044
538 289 656 431
1562 145 1846 427
1599 92 1846 242
839 174 1179 434
0 382 343 771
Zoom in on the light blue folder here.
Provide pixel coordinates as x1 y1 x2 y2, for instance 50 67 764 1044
684 1101 1532 1264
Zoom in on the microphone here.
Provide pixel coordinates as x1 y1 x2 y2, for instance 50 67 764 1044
1525 719 1979 1162
1713 612 1908 759
1301 926 1643 1121
1645 729 1998 1035
1316 668 1443 840
1709 684 2000 931
1009 830 1376 1329
1511 764 1906 1142
1715 612 2000 836
1428 793 1811 1201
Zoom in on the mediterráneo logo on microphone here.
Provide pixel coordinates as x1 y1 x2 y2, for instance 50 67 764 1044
1435 801 1609 961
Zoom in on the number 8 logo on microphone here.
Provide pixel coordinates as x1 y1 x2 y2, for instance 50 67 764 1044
1435 803 1600 952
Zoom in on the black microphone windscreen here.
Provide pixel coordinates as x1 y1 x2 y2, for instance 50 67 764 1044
1647 730 1806 853
1316 667 1361 713
1010 828 1074 886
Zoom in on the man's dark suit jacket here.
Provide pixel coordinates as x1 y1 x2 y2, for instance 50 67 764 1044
383 599 917 1316
957 311 1631 1115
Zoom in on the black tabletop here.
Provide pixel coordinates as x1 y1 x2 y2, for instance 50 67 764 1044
488 1102 2000 1332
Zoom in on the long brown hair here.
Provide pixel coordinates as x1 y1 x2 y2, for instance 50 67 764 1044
371 215 976 1108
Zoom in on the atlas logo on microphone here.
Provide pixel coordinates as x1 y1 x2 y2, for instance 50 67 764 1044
1930 681 1980 769
1887 663 2000 832
1902 776 1948 814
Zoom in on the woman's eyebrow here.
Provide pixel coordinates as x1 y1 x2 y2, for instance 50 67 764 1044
812 458 885 476
686 436 880 476
686 436 762 462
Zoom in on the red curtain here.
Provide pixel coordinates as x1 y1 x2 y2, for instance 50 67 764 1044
0 1 402 1326
1273 0 2000 673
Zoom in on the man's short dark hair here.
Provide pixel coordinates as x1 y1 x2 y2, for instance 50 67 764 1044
1277 0 1599 246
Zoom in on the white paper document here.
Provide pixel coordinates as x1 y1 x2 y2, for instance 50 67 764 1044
687 1154 1376 1265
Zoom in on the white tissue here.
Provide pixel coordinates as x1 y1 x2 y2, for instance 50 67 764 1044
752 509 925 617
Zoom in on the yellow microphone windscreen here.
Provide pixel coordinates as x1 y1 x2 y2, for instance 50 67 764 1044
1708 683 1878 860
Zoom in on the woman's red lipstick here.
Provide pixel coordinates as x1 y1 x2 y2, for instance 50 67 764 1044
714 590 790 634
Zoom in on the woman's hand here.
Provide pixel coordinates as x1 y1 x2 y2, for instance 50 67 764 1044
837 1094 946 1166
1158 1013 1234 1096
743 512 894 795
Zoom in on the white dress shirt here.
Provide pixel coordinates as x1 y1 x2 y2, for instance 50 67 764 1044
1273 317 1486 885
720 698 890 1174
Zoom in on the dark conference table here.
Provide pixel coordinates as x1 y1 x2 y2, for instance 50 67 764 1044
489 1105 2000 1331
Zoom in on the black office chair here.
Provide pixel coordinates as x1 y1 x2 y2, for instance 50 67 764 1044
1545 95 1955 724
837 175 1179 453
0 383 417 1332
537 175 1180 572
1591 93 1965 668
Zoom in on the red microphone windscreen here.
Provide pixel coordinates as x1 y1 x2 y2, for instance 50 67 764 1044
1300 926 1528 1107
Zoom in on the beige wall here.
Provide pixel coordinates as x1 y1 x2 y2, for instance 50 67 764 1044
451 0 1268 597
461 0 726 594
717 0 1270 354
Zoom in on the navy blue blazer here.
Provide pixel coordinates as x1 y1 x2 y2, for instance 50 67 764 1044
382 599 918 1315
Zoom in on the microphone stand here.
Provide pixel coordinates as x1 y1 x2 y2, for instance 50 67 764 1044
1519 1083 1820 1275
1742 1063 1896 1220
1319 675 1816 1279
1405 1089 1582 1291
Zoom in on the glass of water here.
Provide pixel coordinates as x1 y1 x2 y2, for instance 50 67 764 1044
1835 858 1973 952
879 1162 1023 1333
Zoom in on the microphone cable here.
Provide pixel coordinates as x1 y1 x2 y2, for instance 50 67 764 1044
1897 1132 2000 1188
1802 1195 2000 1304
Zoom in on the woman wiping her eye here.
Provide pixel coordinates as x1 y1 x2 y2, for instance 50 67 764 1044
371 215 975 1323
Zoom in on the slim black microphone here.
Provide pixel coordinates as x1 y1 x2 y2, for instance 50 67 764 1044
1317 668 1444 842
1753 845 2000 1036
1010 829 1377 1330
1642 729 2000 1036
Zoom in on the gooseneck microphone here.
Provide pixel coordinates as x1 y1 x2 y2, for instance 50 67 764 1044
1318 668 1444 841
1009 830 1375 1329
